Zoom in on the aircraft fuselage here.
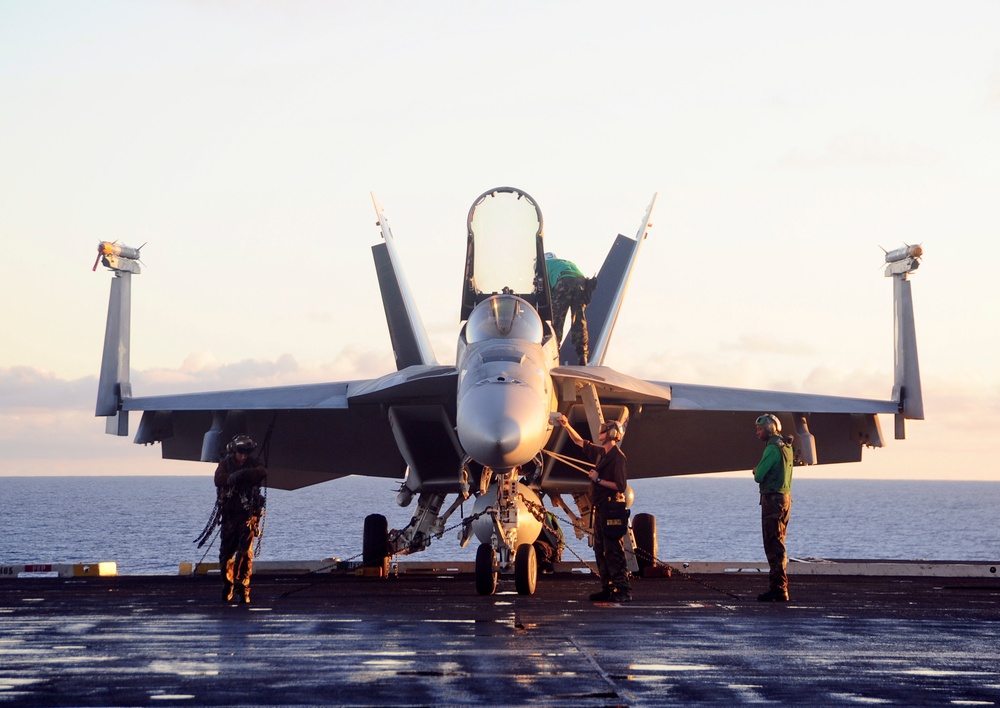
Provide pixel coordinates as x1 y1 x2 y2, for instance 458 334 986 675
455 294 559 471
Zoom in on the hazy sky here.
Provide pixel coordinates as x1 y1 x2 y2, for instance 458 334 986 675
1 1 998 481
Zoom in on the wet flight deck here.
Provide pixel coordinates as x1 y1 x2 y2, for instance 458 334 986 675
1 563 998 706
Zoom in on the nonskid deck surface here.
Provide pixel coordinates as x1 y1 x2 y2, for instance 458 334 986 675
1 570 998 706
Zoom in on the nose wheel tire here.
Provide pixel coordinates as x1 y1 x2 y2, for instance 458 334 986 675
632 512 658 577
475 543 498 595
363 514 390 577
514 543 538 595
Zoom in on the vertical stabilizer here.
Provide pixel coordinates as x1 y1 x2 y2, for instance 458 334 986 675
584 194 657 366
371 195 438 368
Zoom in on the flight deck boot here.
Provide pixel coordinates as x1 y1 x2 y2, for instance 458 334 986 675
222 558 236 602
609 587 633 603
757 588 789 602
589 585 614 602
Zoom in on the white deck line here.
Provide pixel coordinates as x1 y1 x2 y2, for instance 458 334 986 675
173 559 1000 578
672 560 1000 578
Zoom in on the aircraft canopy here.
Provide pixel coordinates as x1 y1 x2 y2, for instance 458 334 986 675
466 295 544 344
460 187 552 322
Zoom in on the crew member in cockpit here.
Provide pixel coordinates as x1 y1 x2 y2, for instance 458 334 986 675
555 414 632 603
544 253 597 365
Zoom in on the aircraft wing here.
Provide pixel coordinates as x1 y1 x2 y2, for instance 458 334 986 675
123 365 457 491
552 366 897 479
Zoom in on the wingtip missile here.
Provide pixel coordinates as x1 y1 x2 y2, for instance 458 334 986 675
883 244 923 263
882 243 922 277
93 241 143 274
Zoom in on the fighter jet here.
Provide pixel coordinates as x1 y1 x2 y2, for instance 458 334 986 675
94 187 924 595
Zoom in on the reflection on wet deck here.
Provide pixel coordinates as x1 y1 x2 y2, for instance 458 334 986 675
0 570 997 706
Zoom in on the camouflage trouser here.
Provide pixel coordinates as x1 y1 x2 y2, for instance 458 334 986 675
760 493 791 592
220 514 260 594
533 540 558 572
551 276 589 365
594 504 630 592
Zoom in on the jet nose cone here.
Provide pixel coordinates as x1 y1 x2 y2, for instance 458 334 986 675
490 416 524 459
457 381 549 469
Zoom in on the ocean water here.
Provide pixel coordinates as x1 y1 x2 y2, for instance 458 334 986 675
1 476 997 575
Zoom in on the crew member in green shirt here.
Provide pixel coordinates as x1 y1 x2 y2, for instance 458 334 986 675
544 253 595 365
753 413 794 602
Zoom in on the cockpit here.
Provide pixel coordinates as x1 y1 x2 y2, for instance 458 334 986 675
465 295 544 345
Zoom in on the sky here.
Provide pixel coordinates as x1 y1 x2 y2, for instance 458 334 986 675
1 1 998 481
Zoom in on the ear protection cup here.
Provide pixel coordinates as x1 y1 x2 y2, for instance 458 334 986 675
755 414 781 435
602 420 624 442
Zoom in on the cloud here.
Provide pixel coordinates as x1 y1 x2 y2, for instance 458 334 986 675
135 347 395 394
0 349 395 475
139 352 305 391
918 377 1000 434
987 61 1000 109
619 349 886 397
799 365 892 399
3 355 999 480
721 334 815 357
777 131 943 170
0 366 95 410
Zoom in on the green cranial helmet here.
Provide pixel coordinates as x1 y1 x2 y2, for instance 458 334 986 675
755 414 781 435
